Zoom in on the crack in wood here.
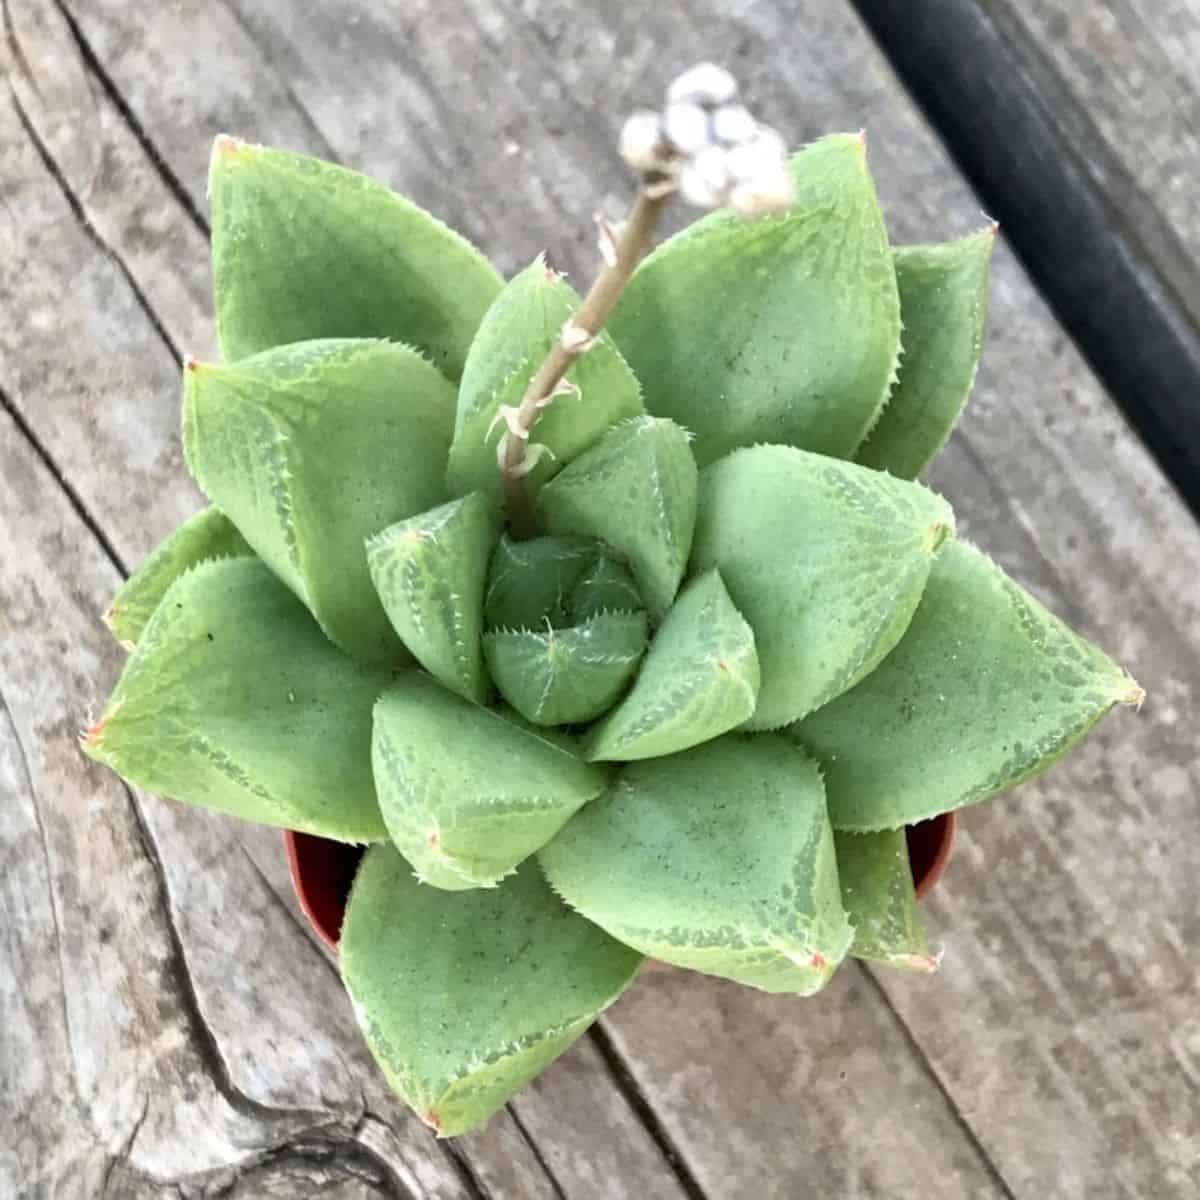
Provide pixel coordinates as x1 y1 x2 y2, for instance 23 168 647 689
0 688 85 1115
47 0 210 237
0 379 129 576
505 1105 568 1200
119 782 339 1133
2 0 40 101
5 84 180 366
586 1025 707 1200
856 964 1018 1200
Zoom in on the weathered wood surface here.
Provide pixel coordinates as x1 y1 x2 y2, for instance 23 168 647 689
852 0 1200 516
1 1 1197 1197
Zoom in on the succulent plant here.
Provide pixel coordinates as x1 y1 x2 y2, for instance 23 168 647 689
84 66 1141 1138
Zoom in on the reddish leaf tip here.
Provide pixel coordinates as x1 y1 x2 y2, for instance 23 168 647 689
421 1109 443 1134
892 952 941 974
82 711 112 749
213 134 249 159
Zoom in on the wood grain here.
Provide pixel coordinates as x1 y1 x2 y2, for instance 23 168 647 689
0 11 688 1196
0 5 1000 1194
2 0 1198 1195
851 0 1200 518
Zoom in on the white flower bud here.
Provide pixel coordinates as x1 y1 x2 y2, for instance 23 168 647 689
619 111 670 172
711 104 758 146
620 64 792 216
725 127 788 181
668 62 738 108
662 102 711 156
729 167 795 217
679 145 732 208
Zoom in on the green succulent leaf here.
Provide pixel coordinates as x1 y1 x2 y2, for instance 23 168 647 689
183 339 455 665
587 570 759 762
484 611 648 726
536 416 698 619
692 445 955 730
856 229 996 479
367 493 500 704
209 138 501 377
104 506 252 647
446 257 644 499
342 849 642 1136
836 829 937 971
541 735 852 994
372 674 607 889
483 534 601 631
794 540 1142 831
567 555 642 623
83 559 390 842
609 134 901 465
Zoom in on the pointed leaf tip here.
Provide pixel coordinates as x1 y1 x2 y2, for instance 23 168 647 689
341 850 641 1134
371 673 607 888
541 735 852 995
183 339 454 665
856 227 996 479
610 133 900 464
446 257 643 500
796 539 1138 831
86 558 392 842
586 569 759 762
693 445 955 729
368 492 500 703
834 827 931 967
212 134 249 160
535 416 698 619
210 142 501 375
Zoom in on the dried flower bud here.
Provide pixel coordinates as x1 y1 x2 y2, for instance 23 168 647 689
662 102 711 157
619 111 670 172
679 146 731 208
667 62 738 107
621 64 794 217
711 104 758 146
725 128 784 183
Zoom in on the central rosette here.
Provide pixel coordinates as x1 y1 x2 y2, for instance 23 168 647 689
481 534 650 725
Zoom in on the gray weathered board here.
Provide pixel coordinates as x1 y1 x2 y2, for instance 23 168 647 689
1 1 1197 1197
851 0 1200 516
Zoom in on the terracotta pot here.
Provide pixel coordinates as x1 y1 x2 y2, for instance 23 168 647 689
285 812 957 952
907 811 957 900
285 830 365 952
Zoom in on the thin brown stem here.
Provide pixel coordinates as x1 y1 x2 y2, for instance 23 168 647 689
502 185 672 538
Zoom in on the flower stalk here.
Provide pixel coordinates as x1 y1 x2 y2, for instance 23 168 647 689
500 185 672 537
499 63 796 538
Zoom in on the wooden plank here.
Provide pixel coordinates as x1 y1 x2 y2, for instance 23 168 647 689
851 0 1200 518
0 411 473 1198
168 6 1198 1193
0 9 691 1198
7 0 1199 1195
2 4 1013 1194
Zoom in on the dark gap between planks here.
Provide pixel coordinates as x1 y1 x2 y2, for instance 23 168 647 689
851 0 1200 523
